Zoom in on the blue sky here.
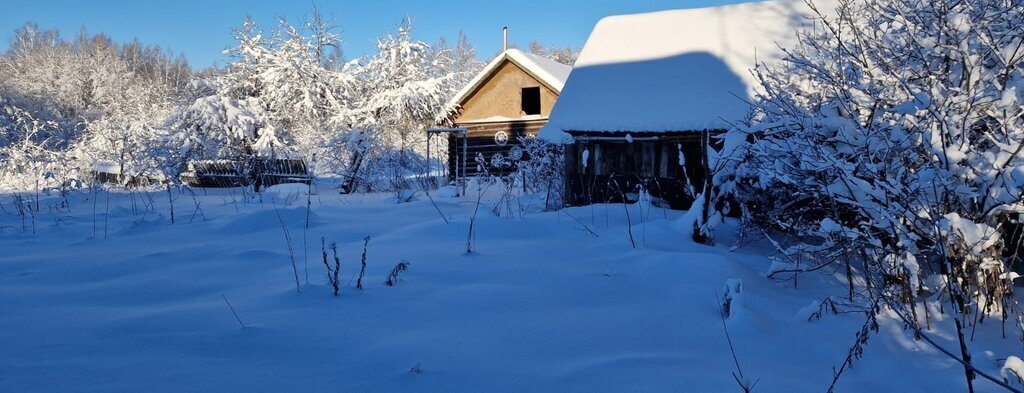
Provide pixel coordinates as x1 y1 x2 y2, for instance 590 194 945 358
1 0 747 68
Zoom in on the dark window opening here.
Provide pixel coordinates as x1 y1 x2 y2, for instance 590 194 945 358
521 87 541 115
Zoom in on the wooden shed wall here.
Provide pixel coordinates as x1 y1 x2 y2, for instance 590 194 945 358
454 60 559 123
563 133 710 210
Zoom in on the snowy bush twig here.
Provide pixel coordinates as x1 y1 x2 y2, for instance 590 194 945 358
321 237 341 297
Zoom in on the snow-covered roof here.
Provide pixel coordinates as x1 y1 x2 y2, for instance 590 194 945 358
92 161 121 174
446 48 572 112
539 0 834 142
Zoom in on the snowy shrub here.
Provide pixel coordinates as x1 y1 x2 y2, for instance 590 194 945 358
321 238 341 297
721 0 1022 306
516 136 565 210
0 97 80 191
709 0 1024 387
174 95 266 158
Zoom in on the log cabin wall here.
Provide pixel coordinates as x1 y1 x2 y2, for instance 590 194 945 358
448 119 547 178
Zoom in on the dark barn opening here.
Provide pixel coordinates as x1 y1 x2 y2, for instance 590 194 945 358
563 132 715 210
521 87 541 115
1004 212 1024 279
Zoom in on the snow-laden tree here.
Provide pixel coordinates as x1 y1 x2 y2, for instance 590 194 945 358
220 17 266 100
1 14 466 192
1 23 191 188
258 20 354 160
527 41 579 66
351 19 454 151
706 0 1024 388
0 95 76 191
339 18 458 194
178 16 356 176
305 6 343 70
172 90 266 155
72 100 170 186
436 32 485 88
68 50 184 185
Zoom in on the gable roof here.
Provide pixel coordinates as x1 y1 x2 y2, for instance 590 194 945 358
539 0 835 142
445 48 572 112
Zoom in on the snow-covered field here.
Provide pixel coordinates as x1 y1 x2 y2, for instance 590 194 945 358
0 183 1018 392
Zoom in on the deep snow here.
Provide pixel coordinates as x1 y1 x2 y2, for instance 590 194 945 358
0 183 1019 392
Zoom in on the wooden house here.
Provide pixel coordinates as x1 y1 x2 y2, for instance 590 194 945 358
441 48 571 181
537 0 833 209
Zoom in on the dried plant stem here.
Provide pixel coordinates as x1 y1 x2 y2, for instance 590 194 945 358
221 294 246 329
167 184 175 224
274 204 300 293
357 236 369 291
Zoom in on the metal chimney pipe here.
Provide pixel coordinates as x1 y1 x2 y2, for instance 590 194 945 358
503 26 508 51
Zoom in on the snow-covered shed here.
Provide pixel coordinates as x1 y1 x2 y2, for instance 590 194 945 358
538 0 831 208
441 48 571 179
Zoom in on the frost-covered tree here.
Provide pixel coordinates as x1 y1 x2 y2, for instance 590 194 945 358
0 95 74 191
527 41 579 65
178 16 354 174
1 14 464 193
220 16 266 100
305 6 343 70
709 0 1024 388
437 32 484 87
0 23 191 188
340 18 458 194
257 19 349 159
172 91 265 156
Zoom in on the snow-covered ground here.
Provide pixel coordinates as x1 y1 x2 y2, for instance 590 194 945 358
0 183 1019 392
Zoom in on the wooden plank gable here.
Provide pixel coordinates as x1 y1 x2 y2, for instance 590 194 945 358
454 60 559 123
